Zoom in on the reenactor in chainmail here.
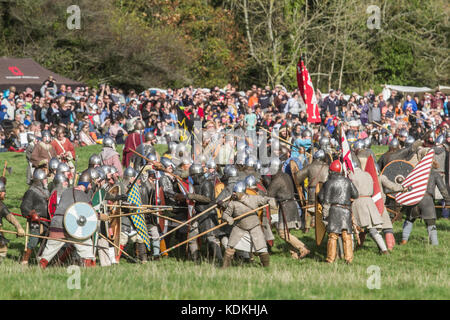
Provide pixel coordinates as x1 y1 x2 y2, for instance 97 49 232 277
205 159 221 183
187 163 223 263
244 175 275 248
20 169 50 265
401 163 450 247
132 131 158 171
26 133 37 185
48 162 71 192
318 160 359 264
268 158 310 260
0 180 25 262
119 167 148 263
221 182 276 268
294 149 329 233
47 157 60 190
88 154 102 169
241 156 261 182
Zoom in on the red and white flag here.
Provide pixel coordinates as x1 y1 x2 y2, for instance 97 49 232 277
365 155 384 215
340 126 354 175
395 149 434 206
297 57 321 123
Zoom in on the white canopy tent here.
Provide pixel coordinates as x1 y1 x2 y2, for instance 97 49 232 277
382 84 433 101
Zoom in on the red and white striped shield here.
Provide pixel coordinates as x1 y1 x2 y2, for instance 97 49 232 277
365 155 384 215
395 149 434 206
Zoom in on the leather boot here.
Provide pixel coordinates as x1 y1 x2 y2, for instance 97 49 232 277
222 248 235 269
385 233 396 251
298 246 310 259
342 231 353 264
259 252 270 267
116 245 125 263
400 240 407 245
39 258 49 269
326 233 338 263
357 231 366 248
137 243 148 263
21 248 33 265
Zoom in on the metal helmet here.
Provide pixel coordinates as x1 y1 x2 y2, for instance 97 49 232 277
353 140 365 152
49 158 60 171
245 175 257 189
233 181 247 193
270 157 282 172
198 154 207 164
224 165 238 177
89 154 102 167
206 159 216 169
103 136 115 148
144 131 156 142
405 135 415 147
88 168 100 181
436 134 445 145
168 141 178 154
319 136 330 148
95 168 106 181
99 165 111 175
161 157 175 169
399 129 408 138
41 130 52 142
245 156 257 168
109 166 118 175
389 138 399 149
0 180 5 192
56 162 70 174
313 149 326 161
124 167 137 178
53 173 68 186
301 129 312 139
146 153 157 162
181 157 193 166
329 160 342 173
78 171 92 184
189 163 203 176
27 133 36 144
364 137 372 149
33 169 47 181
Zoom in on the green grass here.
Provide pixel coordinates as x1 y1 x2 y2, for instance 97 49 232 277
0 144 449 299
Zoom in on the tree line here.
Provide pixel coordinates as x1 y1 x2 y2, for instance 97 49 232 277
0 0 448 93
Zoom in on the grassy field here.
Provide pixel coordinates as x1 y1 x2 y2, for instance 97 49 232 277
0 144 449 299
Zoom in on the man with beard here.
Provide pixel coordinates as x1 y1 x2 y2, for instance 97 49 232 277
20 169 50 265
0 180 25 262
319 160 359 263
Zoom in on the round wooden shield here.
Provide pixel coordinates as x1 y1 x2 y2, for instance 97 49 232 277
64 202 98 240
214 181 225 221
47 189 58 219
380 160 414 199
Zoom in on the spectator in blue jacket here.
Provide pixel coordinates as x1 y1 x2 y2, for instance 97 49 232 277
403 95 418 112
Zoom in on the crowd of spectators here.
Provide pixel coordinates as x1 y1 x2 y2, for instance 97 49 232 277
1 76 449 152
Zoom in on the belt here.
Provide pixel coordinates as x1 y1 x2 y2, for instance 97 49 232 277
331 204 351 209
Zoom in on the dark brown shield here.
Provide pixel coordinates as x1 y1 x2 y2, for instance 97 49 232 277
380 160 414 199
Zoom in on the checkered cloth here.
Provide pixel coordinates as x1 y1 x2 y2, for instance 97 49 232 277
127 183 152 251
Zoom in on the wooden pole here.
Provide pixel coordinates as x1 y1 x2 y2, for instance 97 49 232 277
2 161 7 177
158 196 231 241
98 233 138 263
105 204 173 211
108 210 183 224
0 229 109 250
24 221 29 252
160 204 269 255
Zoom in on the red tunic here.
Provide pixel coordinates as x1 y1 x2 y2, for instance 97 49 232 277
122 132 143 167
51 138 75 159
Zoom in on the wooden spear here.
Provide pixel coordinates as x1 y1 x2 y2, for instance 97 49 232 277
0 229 109 250
108 210 183 224
2 161 7 177
160 204 269 255
98 233 138 263
157 196 231 241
